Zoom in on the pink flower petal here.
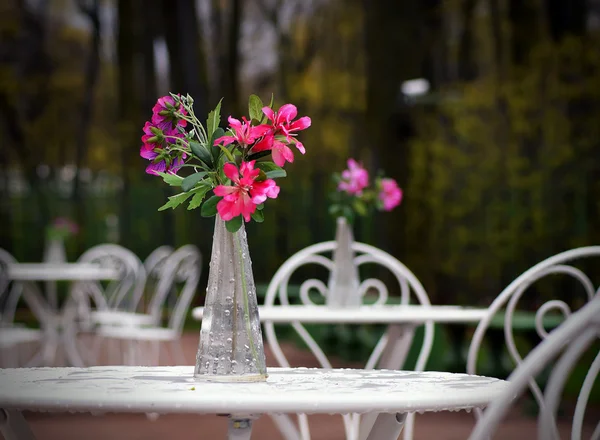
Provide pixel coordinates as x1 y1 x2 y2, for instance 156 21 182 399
278 104 298 122
262 106 275 123
223 163 240 183
214 135 235 146
294 140 306 154
288 116 311 131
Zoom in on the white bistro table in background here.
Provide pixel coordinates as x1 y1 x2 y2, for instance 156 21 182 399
0 366 509 440
192 305 488 370
7 263 120 367
193 304 489 439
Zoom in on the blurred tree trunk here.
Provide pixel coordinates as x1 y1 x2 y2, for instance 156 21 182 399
72 0 101 254
162 0 208 116
210 0 245 117
362 0 429 257
0 0 53 258
117 0 139 250
139 2 175 248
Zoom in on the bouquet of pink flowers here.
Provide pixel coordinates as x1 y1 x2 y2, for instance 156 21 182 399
46 217 79 241
140 94 310 232
329 158 403 222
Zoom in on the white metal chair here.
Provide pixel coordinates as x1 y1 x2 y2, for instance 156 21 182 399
89 246 173 329
469 296 600 440
263 240 434 440
72 244 147 314
0 248 42 367
467 246 600 426
96 245 201 365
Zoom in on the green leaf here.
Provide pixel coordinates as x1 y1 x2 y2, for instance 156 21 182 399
187 185 211 210
156 172 183 187
207 98 223 138
190 141 213 167
256 203 264 210
248 94 264 122
352 199 368 216
255 162 287 179
211 127 226 163
251 209 264 223
181 172 208 192
225 215 243 233
158 192 193 211
201 195 221 217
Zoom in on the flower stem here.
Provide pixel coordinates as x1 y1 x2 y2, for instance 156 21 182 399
235 229 264 375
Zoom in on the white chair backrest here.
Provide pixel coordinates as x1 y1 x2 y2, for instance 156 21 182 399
467 246 600 418
469 297 600 440
154 245 201 334
142 245 173 318
264 240 433 440
0 248 20 324
144 245 173 278
264 240 433 370
76 244 146 311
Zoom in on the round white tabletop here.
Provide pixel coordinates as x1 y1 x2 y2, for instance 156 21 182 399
192 304 488 324
7 263 120 281
0 366 508 415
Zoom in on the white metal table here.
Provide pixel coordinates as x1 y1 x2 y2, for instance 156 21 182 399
0 366 508 440
6 263 120 367
193 304 489 439
192 304 488 324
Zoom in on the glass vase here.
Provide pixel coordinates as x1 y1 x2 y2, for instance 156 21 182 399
326 216 361 307
194 216 267 382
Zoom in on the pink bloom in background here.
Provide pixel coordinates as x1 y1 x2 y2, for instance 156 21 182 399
214 161 280 222
338 159 369 195
53 217 79 235
214 116 270 148
378 178 403 211
262 104 311 155
151 95 187 131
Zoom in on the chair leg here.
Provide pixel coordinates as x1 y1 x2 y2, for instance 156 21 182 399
0 409 37 440
270 414 303 440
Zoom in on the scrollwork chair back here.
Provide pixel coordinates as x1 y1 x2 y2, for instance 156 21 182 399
467 246 600 423
263 240 433 440
469 297 600 440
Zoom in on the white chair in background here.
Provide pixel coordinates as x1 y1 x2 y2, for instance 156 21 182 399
467 246 600 417
96 245 201 365
263 240 434 440
0 248 42 367
72 244 147 314
90 245 173 329
66 244 146 365
469 296 600 440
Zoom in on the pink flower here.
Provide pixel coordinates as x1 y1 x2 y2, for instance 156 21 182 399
252 135 294 167
262 104 311 154
378 178 403 211
214 161 280 222
338 159 369 195
214 116 271 149
151 95 187 131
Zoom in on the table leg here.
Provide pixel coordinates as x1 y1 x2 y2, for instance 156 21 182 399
227 417 255 440
365 413 406 440
0 409 38 440
359 325 415 440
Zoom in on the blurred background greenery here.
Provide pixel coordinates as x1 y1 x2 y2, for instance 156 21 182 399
1 0 600 309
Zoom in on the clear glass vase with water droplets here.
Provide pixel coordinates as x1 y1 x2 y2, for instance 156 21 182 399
326 216 361 307
194 217 267 382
